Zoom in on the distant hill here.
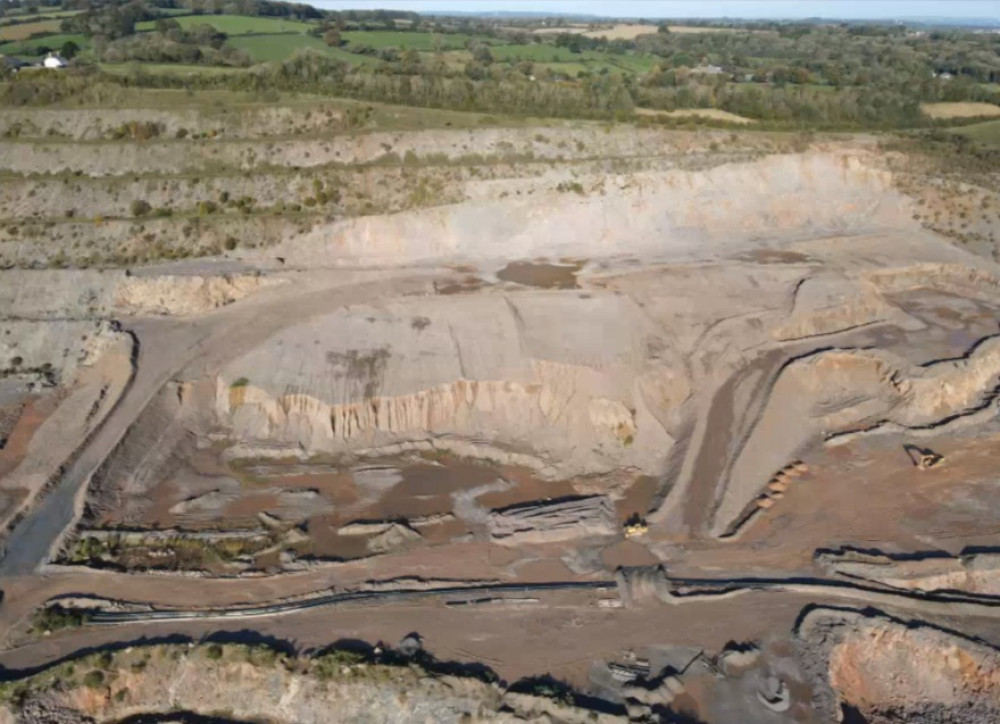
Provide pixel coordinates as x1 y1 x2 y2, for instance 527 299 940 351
423 8 999 28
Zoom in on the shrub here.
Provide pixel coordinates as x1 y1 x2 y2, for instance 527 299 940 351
130 200 151 217
205 643 224 660
83 670 105 688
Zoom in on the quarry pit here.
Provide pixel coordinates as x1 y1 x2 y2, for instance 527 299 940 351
1 95 1000 723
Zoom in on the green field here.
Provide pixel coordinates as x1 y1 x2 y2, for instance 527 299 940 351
950 119 1000 147
229 34 374 64
490 43 656 74
136 14 315 35
341 30 501 51
0 32 86 56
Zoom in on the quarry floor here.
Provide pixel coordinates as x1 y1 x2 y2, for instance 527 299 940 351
3 249 1000 713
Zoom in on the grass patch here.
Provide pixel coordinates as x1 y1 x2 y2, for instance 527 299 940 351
229 34 374 64
0 18 61 41
0 32 87 56
136 14 315 35
341 30 501 51
950 119 1000 147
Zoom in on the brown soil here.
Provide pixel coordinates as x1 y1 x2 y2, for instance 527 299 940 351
0 394 58 479
496 260 583 289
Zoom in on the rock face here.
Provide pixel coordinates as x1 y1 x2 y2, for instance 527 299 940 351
710 337 1000 536
487 495 617 545
0 643 624 724
265 151 910 268
217 293 678 477
0 269 277 319
798 607 1000 723
818 549 1000 595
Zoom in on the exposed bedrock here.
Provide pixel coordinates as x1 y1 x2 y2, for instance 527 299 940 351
0 269 278 319
260 151 913 267
217 293 685 477
487 495 617 545
797 607 1000 723
818 549 1000 596
710 336 1000 536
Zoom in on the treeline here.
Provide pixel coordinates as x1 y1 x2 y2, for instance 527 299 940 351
634 25 1000 86
101 18 250 65
5 49 1000 131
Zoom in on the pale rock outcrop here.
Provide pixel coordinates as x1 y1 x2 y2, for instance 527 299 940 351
217 294 675 476
265 152 912 268
818 550 1000 595
487 496 617 545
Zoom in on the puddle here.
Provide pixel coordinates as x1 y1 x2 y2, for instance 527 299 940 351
497 261 583 289
736 249 812 264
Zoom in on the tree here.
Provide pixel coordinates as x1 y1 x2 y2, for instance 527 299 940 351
60 40 80 59
471 42 493 66
323 28 342 47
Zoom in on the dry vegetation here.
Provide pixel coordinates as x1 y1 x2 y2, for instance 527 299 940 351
920 102 1000 119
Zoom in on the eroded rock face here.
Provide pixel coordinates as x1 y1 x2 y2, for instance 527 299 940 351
797 607 1000 723
217 293 680 478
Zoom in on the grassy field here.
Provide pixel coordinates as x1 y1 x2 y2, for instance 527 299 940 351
0 32 86 55
950 119 1000 146
136 14 315 35
230 34 375 64
341 30 500 51
0 18 61 41
921 102 1000 119
490 43 655 74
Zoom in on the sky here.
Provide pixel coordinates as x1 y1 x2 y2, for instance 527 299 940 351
313 1 1000 20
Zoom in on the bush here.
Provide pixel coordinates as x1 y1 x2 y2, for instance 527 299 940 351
130 200 151 217
205 643 224 660
83 670 105 688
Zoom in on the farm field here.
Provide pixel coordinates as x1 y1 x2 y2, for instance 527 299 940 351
921 101 1000 119
229 34 373 64
950 118 1000 146
341 29 502 50
135 14 315 35
0 32 85 56
0 9 80 24
0 18 61 41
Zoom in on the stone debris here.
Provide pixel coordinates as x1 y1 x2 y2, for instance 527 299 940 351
487 495 617 545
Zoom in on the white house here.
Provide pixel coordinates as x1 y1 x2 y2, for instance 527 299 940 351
42 53 67 69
